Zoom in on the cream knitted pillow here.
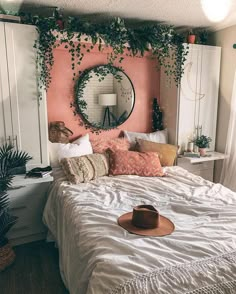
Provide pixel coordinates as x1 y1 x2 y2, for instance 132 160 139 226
61 153 109 184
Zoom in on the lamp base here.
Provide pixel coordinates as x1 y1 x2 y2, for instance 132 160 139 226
102 106 111 127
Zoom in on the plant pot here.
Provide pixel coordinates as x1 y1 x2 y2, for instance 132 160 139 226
188 35 196 44
56 19 64 30
0 241 15 272
199 148 207 156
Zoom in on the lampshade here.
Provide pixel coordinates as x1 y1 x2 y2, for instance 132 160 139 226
98 94 117 106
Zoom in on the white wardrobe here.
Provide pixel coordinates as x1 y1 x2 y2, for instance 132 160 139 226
160 44 221 152
0 22 49 168
160 44 221 182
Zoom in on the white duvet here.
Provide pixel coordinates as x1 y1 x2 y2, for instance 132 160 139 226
43 167 236 294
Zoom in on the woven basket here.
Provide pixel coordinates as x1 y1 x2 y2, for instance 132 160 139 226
0 242 15 272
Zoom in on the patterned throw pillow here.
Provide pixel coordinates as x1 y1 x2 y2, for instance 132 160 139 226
61 153 109 184
136 139 177 166
109 150 164 177
91 138 131 153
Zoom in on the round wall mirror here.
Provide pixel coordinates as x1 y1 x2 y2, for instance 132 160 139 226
75 65 135 130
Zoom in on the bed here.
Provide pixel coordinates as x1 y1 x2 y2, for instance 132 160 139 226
43 166 236 294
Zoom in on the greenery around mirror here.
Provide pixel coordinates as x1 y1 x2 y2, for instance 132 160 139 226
72 64 135 134
0 10 188 94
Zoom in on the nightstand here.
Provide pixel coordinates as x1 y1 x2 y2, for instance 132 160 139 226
6 175 53 246
177 152 226 182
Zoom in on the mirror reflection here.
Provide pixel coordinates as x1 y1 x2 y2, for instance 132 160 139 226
75 65 135 129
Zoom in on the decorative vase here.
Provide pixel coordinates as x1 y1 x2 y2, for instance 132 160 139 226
0 241 15 272
199 148 206 156
188 35 196 44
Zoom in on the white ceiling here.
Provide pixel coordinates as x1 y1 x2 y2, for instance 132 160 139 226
1 0 236 30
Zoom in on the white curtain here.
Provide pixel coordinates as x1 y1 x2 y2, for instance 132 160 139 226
220 71 236 190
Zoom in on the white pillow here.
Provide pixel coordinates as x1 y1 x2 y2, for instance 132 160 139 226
72 133 90 144
124 129 168 147
48 134 93 168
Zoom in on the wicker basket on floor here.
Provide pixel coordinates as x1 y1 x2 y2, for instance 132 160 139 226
0 242 15 272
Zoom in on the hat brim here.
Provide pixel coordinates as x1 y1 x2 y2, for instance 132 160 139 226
118 212 175 237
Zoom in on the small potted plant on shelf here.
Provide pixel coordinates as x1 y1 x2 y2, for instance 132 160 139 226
194 135 212 156
187 30 196 44
0 144 32 271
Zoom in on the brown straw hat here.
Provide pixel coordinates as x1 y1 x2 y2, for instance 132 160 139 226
118 205 175 237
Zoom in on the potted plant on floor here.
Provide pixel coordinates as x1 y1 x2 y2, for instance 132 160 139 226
0 144 32 271
194 135 212 156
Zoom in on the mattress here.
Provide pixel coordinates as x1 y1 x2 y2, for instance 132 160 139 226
43 167 236 294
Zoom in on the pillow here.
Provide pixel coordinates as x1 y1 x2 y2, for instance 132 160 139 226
109 150 164 177
57 141 93 162
124 129 168 148
48 134 93 168
72 133 90 144
91 137 131 154
61 153 109 184
136 139 177 166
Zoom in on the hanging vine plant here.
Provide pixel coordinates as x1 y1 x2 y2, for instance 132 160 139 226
1 10 189 132
17 13 188 92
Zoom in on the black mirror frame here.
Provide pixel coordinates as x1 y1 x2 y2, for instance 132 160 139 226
73 64 135 133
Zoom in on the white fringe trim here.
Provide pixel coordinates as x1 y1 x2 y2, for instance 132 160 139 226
108 251 236 294
187 280 236 294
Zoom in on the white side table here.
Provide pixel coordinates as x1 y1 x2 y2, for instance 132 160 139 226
6 175 53 246
177 152 226 182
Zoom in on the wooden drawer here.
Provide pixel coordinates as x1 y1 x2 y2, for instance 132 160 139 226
177 158 214 172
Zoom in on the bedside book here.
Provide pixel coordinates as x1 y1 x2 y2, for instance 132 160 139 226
25 166 52 178
183 152 200 158
25 170 52 178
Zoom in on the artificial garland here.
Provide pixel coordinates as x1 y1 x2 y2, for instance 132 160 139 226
0 10 189 132
16 13 188 92
73 64 133 133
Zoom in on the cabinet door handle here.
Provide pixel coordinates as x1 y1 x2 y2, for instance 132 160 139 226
7 135 12 145
11 205 27 212
10 225 29 232
9 185 26 190
13 135 18 150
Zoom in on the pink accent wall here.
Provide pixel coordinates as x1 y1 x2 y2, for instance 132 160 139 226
47 44 160 140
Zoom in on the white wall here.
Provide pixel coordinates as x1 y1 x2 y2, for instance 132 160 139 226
113 73 134 118
83 73 114 124
211 25 236 182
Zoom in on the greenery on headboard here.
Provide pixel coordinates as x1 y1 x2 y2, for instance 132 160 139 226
0 10 188 93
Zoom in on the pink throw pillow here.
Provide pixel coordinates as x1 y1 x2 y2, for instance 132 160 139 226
109 150 165 177
91 138 131 154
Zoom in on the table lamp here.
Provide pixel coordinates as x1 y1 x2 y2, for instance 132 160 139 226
98 94 117 126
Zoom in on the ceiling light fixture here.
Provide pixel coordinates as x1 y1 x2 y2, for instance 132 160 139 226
201 0 231 22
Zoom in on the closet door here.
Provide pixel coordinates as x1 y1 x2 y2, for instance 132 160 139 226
0 22 12 145
198 46 221 150
5 23 49 168
178 44 202 152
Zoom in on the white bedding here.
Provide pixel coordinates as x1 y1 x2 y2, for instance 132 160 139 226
43 167 236 294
